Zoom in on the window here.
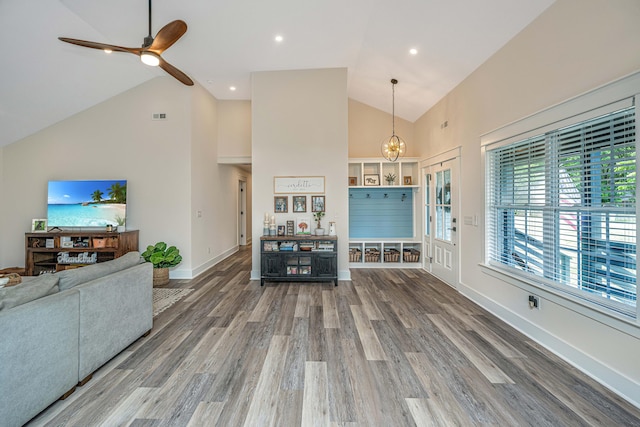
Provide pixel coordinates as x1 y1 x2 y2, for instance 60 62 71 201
486 107 636 316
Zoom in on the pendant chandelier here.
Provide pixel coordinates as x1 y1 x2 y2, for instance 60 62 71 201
380 78 406 162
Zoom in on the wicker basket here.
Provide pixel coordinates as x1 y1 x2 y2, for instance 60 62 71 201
403 249 420 263
0 273 22 286
349 248 362 262
153 268 170 286
384 249 400 262
364 248 380 263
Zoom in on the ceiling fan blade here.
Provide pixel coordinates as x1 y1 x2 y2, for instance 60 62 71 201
158 57 194 86
150 20 187 53
58 37 141 55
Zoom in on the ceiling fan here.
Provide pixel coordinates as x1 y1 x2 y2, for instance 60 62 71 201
58 0 193 86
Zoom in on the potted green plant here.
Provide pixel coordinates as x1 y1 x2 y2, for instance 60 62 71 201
141 242 182 286
313 211 325 235
385 172 396 185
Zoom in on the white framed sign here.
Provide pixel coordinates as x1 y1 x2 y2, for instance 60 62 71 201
274 176 325 194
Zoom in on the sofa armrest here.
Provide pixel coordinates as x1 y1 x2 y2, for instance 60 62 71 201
0 290 80 427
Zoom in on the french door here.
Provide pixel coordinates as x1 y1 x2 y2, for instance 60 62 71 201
424 158 459 287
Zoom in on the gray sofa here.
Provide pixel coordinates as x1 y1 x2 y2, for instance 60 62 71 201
0 251 152 427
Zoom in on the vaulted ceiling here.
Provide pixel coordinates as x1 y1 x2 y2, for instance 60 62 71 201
0 0 555 147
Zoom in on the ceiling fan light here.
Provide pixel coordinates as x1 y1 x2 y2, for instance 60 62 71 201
140 51 160 67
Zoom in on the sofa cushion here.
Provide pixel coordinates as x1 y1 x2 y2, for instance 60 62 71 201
0 274 59 311
57 251 143 291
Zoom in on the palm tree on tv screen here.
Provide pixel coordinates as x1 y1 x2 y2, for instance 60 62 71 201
91 190 103 203
108 183 126 204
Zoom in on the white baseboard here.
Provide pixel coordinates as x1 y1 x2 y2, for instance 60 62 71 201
457 280 640 410
169 246 239 280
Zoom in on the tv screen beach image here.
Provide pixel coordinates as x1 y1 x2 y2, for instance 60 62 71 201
47 180 127 227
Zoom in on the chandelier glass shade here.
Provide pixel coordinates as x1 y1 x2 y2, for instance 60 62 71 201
381 78 406 162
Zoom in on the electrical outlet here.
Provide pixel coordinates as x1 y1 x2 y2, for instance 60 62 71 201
528 295 540 310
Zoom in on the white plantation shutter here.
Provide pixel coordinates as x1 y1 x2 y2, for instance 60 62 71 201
486 106 636 316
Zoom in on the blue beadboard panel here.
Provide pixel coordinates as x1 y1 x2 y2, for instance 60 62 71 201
349 188 413 238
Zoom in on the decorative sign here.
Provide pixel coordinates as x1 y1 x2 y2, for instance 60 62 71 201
274 176 325 194
57 252 97 264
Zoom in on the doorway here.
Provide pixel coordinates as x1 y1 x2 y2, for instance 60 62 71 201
423 155 459 287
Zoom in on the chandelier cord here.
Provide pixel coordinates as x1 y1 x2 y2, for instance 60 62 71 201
392 80 396 136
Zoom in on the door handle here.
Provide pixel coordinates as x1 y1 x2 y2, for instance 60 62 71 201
447 226 457 232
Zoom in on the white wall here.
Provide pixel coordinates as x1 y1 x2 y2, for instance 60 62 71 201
0 77 242 279
218 100 252 160
251 68 349 280
348 99 415 158
414 0 640 405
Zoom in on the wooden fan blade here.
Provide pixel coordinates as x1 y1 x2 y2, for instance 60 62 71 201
150 20 187 53
58 37 141 55
158 57 194 86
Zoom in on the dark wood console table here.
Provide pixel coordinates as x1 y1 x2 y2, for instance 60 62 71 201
260 235 337 286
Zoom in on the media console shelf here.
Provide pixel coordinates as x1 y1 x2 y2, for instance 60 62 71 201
25 230 139 276
260 235 338 286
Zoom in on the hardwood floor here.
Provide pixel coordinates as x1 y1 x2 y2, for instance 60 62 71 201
30 246 640 426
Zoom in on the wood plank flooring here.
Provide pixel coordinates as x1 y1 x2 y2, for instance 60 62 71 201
29 246 640 426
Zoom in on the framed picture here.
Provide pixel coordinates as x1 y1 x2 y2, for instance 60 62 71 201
277 225 286 236
274 176 325 194
286 220 295 236
31 218 47 232
349 176 357 186
293 196 307 212
296 217 311 235
311 195 325 212
274 196 288 213
364 174 380 186
403 176 413 185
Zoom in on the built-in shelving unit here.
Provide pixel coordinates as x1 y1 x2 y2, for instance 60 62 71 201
348 158 422 268
348 157 419 187
349 241 422 268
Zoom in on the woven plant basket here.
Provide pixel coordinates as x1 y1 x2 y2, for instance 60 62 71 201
153 268 170 286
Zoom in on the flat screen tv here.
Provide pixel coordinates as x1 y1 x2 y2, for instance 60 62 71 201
47 180 127 228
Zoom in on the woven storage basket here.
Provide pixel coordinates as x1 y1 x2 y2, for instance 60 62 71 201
364 249 380 263
153 268 170 286
384 249 400 262
349 248 362 262
0 273 22 286
403 249 420 263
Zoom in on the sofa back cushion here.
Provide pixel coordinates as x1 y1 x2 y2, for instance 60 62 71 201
0 274 59 311
57 251 143 291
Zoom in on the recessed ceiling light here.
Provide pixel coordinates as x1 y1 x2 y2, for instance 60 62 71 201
230 86 237 91
104 48 112 54
409 48 418 55
275 35 283 43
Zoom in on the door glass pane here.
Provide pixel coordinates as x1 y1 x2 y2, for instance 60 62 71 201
443 169 451 205
425 174 430 236
436 206 443 239
444 206 452 241
436 171 443 204
435 169 453 242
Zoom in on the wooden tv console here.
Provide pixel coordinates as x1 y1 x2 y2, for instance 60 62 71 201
25 230 139 276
